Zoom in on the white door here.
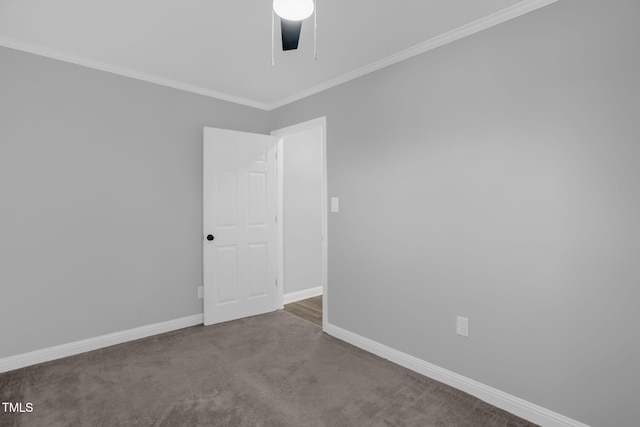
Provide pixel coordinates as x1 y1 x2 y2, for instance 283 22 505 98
203 127 277 326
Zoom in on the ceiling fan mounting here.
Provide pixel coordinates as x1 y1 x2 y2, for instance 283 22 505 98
280 19 303 51
271 0 317 64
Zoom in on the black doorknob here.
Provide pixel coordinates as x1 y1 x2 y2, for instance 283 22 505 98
206 235 214 241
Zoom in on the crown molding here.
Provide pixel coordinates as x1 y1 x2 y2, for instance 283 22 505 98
267 0 559 110
0 35 271 111
0 0 557 112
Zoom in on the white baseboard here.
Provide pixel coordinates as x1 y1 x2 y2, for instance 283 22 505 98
283 286 323 305
0 314 203 374
324 323 589 427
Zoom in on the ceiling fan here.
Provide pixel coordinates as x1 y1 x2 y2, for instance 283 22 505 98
272 0 317 64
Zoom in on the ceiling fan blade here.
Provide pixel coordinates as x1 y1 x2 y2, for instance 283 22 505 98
280 18 302 51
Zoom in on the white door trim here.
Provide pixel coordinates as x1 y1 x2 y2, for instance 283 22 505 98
271 117 328 330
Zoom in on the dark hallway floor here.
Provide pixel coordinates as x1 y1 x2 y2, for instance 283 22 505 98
283 295 322 326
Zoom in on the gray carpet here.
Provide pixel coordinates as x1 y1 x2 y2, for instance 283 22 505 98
0 311 537 426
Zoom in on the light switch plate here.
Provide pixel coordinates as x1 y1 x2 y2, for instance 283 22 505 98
331 197 339 213
456 316 469 337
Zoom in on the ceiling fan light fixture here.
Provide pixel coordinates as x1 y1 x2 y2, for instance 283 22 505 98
273 0 314 21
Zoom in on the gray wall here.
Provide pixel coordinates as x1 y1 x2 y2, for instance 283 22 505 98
2 0 639 425
0 46 271 358
271 1 640 426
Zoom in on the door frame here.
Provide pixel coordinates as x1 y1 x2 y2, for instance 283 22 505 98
271 117 328 330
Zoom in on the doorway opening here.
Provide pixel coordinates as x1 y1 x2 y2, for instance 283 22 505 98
271 117 328 329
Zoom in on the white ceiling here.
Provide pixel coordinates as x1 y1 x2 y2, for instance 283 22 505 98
0 0 555 110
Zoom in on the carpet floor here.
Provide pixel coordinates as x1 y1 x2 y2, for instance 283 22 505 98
0 311 537 427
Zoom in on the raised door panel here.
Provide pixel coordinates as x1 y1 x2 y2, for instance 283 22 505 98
214 245 238 305
247 243 268 299
247 172 267 227
215 171 237 229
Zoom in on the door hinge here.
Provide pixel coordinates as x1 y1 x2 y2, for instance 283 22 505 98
275 215 277 223
275 279 278 287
